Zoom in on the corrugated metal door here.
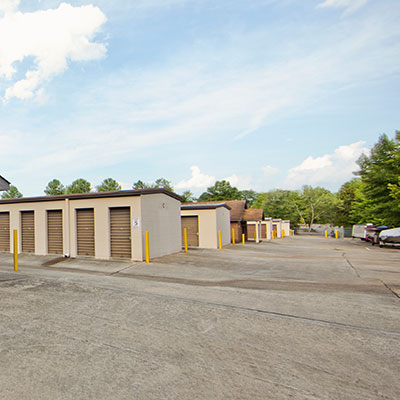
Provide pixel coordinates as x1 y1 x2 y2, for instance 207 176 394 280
247 224 255 240
76 209 95 257
0 212 10 252
181 216 199 247
261 224 266 239
21 211 35 253
110 207 131 259
47 210 63 255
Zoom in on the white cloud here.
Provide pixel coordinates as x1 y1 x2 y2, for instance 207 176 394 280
0 0 19 14
0 2 106 100
317 0 368 14
175 166 215 190
224 174 253 191
283 141 369 189
262 165 279 176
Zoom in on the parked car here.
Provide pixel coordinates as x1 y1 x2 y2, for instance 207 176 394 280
379 228 400 248
365 225 392 245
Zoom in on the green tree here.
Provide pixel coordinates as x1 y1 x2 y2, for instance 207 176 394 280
44 179 65 196
181 190 195 203
96 178 121 192
153 178 174 191
240 190 258 206
198 180 241 201
133 178 174 192
133 180 147 190
356 131 400 225
1 185 23 199
348 181 376 225
66 178 91 194
253 189 301 226
296 186 337 230
333 178 360 226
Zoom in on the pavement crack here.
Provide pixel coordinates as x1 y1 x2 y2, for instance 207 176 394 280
110 264 138 275
380 280 400 300
342 253 360 277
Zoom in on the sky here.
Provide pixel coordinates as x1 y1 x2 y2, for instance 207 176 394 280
0 0 399 197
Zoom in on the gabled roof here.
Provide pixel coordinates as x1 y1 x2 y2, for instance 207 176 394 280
184 200 246 221
0 175 10 191
243 208 264 221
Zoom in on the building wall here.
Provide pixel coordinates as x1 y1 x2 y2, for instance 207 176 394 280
273 220 282 238
281 221 291 237
0 193 181 261
247 221 261 242
231 221 242 243
261 219 272 240
141 193 181 259
181 207 230 249
216 207 231 246
68 196 142 260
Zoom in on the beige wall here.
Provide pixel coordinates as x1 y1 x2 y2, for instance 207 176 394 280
68 196 142 260
141 193 181 259
273 220 282 238
181 207 230 249
282 221 291 237
0 200 66 255
262 219 272 240
216 207 231 246
247 221 261 242
0 193 181 261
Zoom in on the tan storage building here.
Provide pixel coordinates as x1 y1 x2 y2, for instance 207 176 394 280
181 203 231 249
243 208 264 242
261 218 272 240
183 200 246 243
281 220 291 237
272 219 282 238
0 189 182 261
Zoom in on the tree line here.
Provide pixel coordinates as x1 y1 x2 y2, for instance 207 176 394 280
2 131 399 228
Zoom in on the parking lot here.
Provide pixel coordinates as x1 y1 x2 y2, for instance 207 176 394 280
0 236 399 399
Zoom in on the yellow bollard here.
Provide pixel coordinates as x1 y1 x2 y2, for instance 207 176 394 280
335 230 339 239
232 228 235 244
183 228 188 253
13 230 18 272
242 233 245 244
145 231 150 263
325 230 328 239
282 230 285 238
218 230 222 250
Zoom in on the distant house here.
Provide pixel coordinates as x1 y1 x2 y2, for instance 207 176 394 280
243 208 264 241
0 176 10 191
183 200 264 242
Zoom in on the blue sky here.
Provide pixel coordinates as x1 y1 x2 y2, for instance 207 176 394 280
1 0 399 197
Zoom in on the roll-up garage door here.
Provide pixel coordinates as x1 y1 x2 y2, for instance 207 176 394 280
47 210 63 255
261 224 266 239
181 216 199 247
77 209 95 257
110 207 131 259
0 212 10 252
247 224 256 241
21 211 35 253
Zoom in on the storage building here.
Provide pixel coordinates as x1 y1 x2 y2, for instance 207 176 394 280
0 189 182 261
181 203 231 249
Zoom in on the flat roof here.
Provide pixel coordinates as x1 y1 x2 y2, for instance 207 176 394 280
0 188 182 205
181 203 231 211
